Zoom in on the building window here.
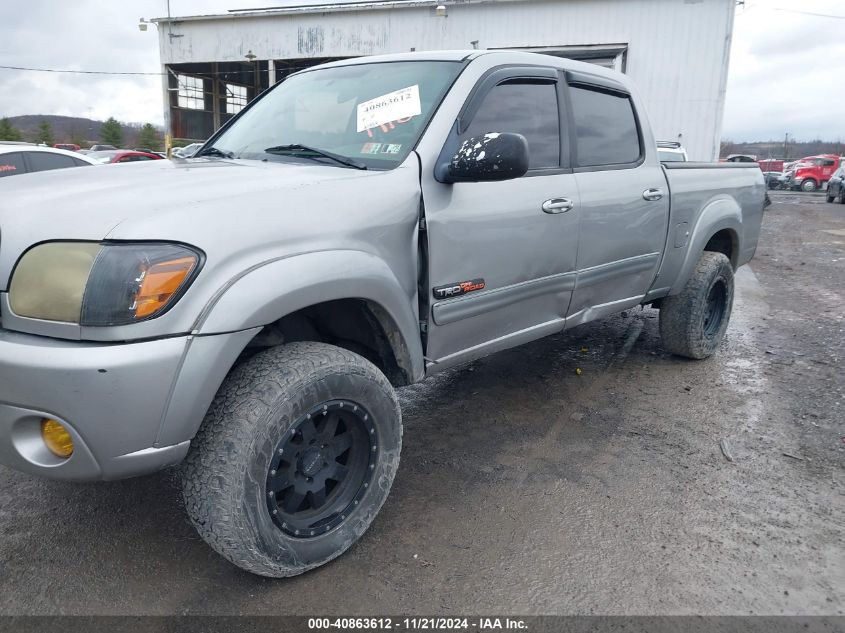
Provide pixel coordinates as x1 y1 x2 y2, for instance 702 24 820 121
177 74 205 110
226 84 248 114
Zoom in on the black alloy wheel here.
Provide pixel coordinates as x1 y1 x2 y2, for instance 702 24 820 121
266 399 377 538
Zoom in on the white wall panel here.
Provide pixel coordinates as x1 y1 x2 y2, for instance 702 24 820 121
158 0 734 160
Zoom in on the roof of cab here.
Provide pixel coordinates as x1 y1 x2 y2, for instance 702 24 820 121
295 49 635 90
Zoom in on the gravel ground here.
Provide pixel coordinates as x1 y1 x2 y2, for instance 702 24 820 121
0 191 842 615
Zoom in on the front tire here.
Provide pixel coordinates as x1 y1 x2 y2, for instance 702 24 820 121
801 179 818 192
659 252 735 359
181 342 402 577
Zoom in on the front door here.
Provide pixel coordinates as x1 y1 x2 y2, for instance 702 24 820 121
421 68 580 369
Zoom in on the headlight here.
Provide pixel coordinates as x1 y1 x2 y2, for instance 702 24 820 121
9 242 201 326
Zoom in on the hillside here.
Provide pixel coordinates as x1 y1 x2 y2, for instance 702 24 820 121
3 115 162 148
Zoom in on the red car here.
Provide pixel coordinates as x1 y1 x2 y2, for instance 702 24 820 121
53 143 81 152
87 150 164 164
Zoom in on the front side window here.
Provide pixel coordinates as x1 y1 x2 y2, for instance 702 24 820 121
177 74 205 110
0 152 26 177
226 84 248 114
460 80 560 169
210 61 463 169
569 85 641 167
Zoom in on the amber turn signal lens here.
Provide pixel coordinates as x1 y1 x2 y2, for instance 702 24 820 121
41 419 74 458
134 256 197 318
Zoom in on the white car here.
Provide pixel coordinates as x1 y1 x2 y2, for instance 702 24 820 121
0 144 98 179
657 141 688 162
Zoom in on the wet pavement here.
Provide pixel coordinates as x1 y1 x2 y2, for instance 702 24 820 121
0 191 842 615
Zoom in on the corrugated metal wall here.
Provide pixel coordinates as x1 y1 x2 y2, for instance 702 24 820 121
159 0 734 160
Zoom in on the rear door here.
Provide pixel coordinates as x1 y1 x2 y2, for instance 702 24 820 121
563 72 670 324
422 67 580 367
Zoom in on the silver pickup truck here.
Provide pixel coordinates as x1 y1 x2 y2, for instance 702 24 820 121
0 50 765 577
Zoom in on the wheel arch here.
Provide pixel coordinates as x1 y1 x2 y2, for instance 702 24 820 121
669 196 742 295
196 250 425 386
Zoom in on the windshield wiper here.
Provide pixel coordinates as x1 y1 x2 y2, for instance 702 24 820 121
264 144 367 170
195 146 234 159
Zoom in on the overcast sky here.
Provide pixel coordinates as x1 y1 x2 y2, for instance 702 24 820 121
0 0 842 141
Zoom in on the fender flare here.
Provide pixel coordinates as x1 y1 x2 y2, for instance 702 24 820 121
195 250 425 382
669 196 742 295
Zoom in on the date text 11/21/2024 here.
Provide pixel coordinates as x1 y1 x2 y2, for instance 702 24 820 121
307 617 528 630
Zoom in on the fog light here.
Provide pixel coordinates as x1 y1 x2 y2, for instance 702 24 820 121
41 419 74 458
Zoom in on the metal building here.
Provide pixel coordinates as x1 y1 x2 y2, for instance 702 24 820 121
154 0 735 160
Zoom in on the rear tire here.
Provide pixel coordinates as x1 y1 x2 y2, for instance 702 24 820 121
181 342 402 577
659 252 734 360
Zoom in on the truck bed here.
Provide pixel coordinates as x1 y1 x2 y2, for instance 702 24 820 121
649 162 766 296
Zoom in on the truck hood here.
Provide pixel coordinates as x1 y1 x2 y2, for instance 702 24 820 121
0 157 417 288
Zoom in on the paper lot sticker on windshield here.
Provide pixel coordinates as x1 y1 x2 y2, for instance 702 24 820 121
357 85 421 133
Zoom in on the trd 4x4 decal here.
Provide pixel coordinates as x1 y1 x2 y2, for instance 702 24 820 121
433 279 486 300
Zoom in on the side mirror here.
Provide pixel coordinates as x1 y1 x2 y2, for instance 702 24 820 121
438 133 529 183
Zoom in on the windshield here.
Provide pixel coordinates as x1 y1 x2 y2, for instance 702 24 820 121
209 60 463 169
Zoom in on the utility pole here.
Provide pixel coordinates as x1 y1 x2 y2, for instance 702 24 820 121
783 132 789 160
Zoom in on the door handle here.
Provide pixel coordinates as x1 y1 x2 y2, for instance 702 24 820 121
643 188 664 201
541 198 574 214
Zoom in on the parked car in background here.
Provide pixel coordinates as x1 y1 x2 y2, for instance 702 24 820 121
87 150 164 164
725 154 757 163
826 165 845 203
89 144 117 151
53 143 81 152
173 142 204 158
781 154 841 192
657 141 687 162
0 145 97 178
134 148 167 158
763 171 783 189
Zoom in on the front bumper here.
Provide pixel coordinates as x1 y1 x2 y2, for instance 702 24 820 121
0 327 257 481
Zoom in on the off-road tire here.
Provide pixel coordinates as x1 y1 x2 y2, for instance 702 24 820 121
181 342 402 577
659 252 734 359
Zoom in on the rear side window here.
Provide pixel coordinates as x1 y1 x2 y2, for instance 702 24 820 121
0 152 26 177
26 152 78 172
569 85 641 167
461 80 560 169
